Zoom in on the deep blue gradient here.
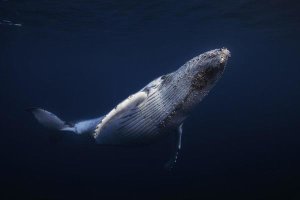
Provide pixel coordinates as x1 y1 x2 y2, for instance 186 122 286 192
1 1 300 199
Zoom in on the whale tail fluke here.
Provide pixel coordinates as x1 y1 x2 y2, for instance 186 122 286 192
26 107 76 132
26 107 103 135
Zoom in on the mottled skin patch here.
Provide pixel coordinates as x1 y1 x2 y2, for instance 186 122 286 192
191 64 224 90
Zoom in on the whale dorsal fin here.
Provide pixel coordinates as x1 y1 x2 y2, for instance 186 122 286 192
93 91 148 144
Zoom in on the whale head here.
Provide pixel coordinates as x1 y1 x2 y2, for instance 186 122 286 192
166 48 231 116
186 48 230 91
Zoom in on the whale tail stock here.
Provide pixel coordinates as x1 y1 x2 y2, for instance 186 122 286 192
26 107 103 135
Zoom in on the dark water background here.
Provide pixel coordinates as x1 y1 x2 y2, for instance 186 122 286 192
1 0 300 199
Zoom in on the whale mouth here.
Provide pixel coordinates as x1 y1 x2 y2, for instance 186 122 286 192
221 47 231 57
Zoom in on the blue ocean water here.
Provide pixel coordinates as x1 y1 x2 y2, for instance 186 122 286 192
1 0 300 199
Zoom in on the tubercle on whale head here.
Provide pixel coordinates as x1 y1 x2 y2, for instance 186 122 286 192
220 47 231 64
201 47 230 68
182 48 230 73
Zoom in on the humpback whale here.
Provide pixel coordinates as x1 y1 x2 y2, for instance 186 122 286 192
28 48 230 168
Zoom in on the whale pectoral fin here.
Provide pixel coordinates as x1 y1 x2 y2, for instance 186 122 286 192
164 123 183 170
94 91 148 144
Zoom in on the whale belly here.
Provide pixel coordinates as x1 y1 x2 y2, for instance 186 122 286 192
94 75 188 145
